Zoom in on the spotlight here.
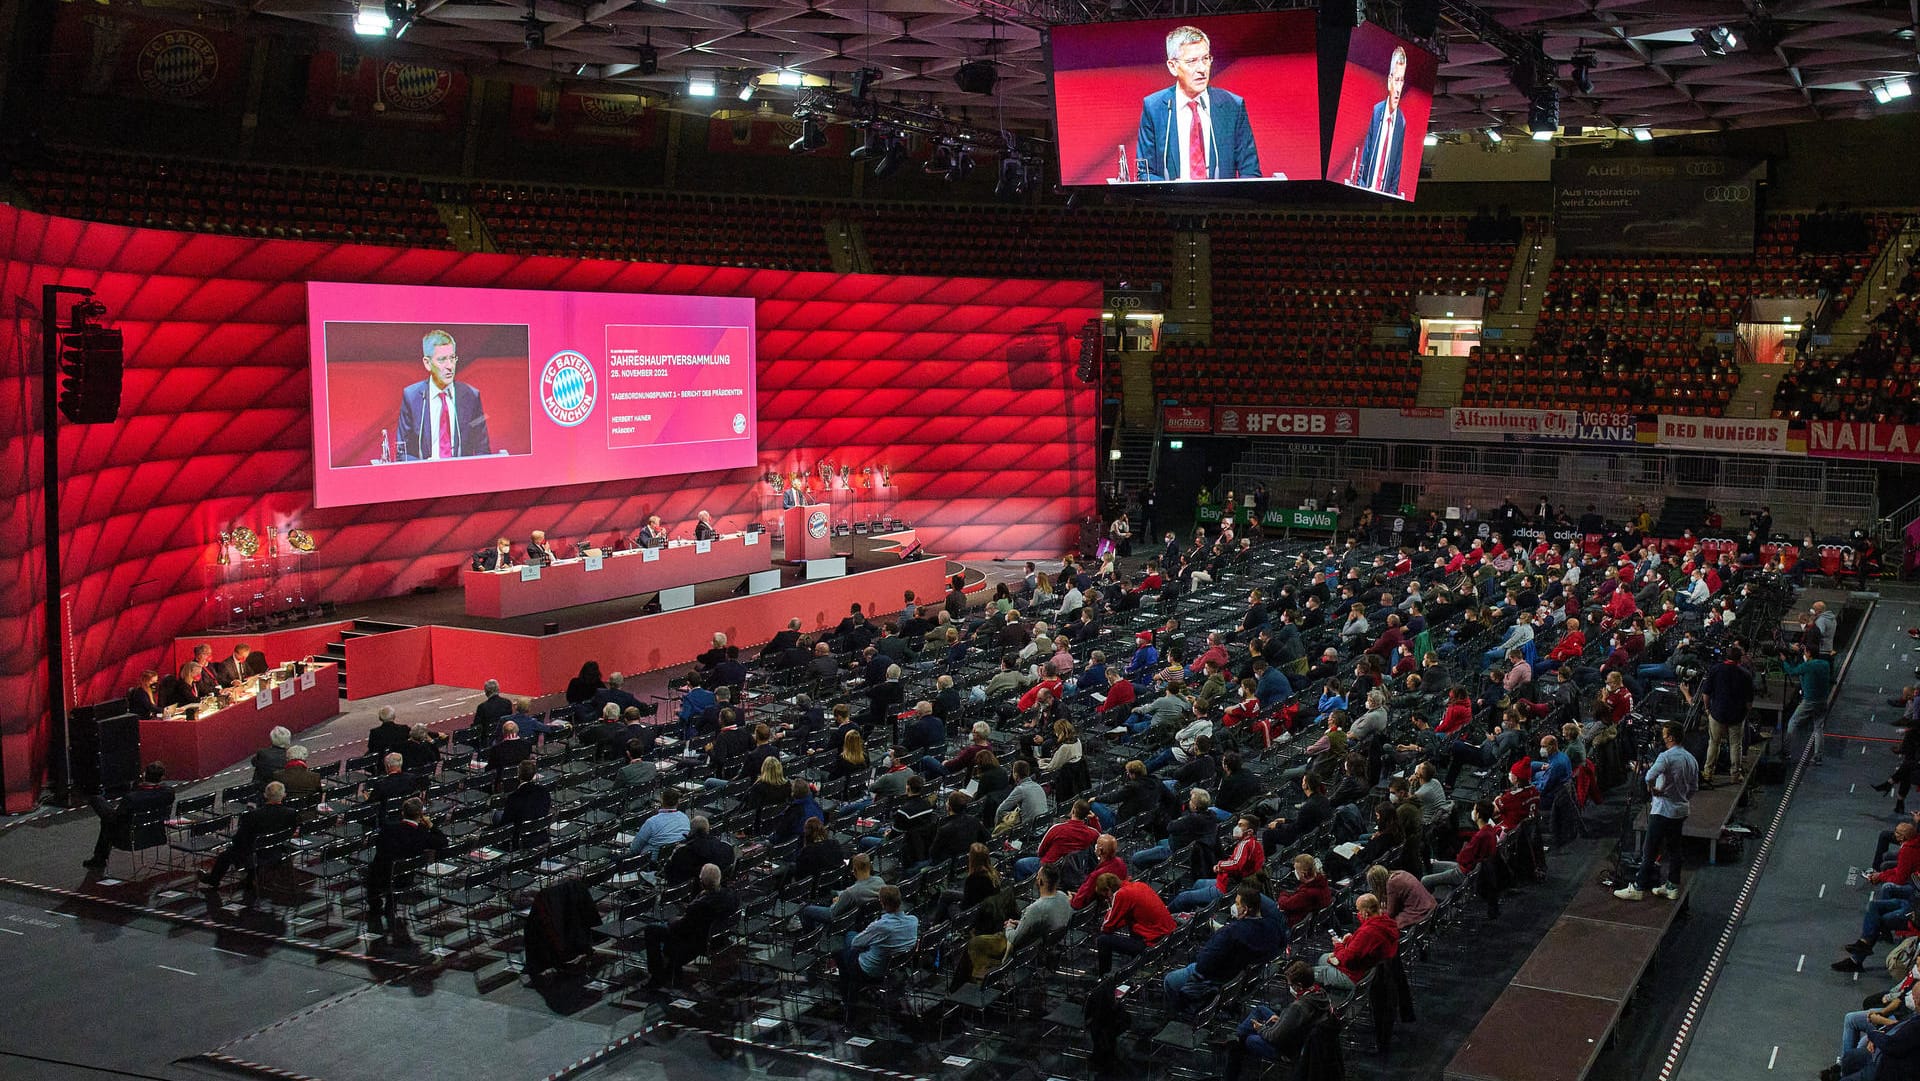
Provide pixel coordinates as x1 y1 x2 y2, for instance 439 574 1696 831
955 59 998 95
1423 132 1439 146
1484 128 1503 143
636 43 658 75
738 81 756 102
872 135 907 179
1570 52 1594 95
521 0 545 49
1873 78 1913 104
777 67 805 87
923 143 952 176
851 66 881 101
995 154 1027 198
353 0 391 35
1528 85 1559 135
788 114 825 152
383 0 414 36
849 125 884 160
688 71 716 97
1630 126 1653 141
1693 26 1736 56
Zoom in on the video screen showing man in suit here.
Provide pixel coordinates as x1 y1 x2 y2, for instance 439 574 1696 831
1135 26 1262 182
396 329 492 461
1354 46 1408 196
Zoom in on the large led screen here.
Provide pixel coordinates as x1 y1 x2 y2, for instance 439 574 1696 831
1051 12 1322 187
1327 24 1438 201
308 282 757 508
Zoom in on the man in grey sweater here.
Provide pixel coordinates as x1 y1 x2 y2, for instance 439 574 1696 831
1006 865 1071 949
798 852 886 932
997 759 1050 827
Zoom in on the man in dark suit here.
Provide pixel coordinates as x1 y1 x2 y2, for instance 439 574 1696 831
208 644 252 688
1352 45 1409 196
493 761 552 848
693 510 719 541
200 779 301 890
761 618 804 661
480 721 534 775
642 863 739 988
665 817 736 885
476 537 514 571
472 679 512 744
781 478 807 509
1135 26 1261 182
367 707 411 757
361 753 421 806
525 530 554 565
394 328 492 461
84 762 174 869
636 515 668 549
590 673 643 719
365 797 451 943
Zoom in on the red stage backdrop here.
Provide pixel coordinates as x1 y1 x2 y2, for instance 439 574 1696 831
0 203 1100 811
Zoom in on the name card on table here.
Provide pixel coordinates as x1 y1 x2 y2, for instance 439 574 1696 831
642 547 661 563
255 689 273 711
743 532 760 546
695 539 712 554
584 553 604 572
299 671 316 691
279 680 298 701
520 564 542 582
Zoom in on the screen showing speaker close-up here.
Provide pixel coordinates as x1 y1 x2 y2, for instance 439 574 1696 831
307 282 758 508
1050 11 1323 188
1327 23 1439 201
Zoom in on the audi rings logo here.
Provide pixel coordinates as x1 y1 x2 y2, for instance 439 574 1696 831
540 350 597 427
1703 185 1752 202
807 509 830 539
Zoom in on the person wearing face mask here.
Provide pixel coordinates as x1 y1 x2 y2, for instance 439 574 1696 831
1168 814 1264 912
1163 885 1284 1011
1222 959 1331 1081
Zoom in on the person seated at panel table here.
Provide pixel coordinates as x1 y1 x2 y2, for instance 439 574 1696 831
526 530 554 565
477 537 514 571
170 661 214 707
636 516 668 549
126 670 162 719
208 643 254 688
694 510 719 542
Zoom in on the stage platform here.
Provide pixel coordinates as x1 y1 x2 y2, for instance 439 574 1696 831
172 544 958 702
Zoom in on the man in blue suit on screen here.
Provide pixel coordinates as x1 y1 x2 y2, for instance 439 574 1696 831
395 328 492 461
1134 26 1262 183
1353 45 1409 196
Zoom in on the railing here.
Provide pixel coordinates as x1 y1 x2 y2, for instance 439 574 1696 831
1855 216 1920 322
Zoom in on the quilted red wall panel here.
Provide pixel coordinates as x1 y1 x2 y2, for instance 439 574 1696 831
0 204 1100 811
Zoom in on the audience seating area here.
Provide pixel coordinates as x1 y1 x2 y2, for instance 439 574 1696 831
14 146 451 247
472 184 835 270
1464 214 1894 416
1774 264 1920 422
1166 214 1516 408
93 514 1792 1080
859 204 1174 283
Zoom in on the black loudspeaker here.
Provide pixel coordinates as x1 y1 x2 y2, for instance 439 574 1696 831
57 325 124 425
542 621 560 635
1405 0 1439 38
70 709 140 795
1319 0 1360 30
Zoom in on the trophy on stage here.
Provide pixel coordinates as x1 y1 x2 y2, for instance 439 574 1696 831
216 530 231 566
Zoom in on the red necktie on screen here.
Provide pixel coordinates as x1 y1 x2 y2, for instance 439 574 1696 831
1186 100 1208 180
1373 111 1394 191
436 389 453 458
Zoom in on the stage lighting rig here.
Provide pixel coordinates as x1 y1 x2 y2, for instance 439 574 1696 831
788 87 1029 180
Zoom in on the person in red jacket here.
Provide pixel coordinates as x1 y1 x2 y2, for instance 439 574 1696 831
1093 873 1175 974
1435 687 1474 737
1872 822 1920 889
1275 853 1333 927
1422 800 1498 896
1313 893 1400 994
1095 678 1137 716
1602 588 1638 626
1016 800 1099 880
1545 618 1586 664
1070 835 1129 910
1170 814 1266 912
1494 771 1539 835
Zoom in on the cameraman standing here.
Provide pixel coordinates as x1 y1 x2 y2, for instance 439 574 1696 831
1781 642 1834 764
1615 723 1699 902
1699 645 1757 785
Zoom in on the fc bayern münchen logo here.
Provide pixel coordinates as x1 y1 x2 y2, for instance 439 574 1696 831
540 351 596 427
732 413 747 435
807 509 830 539
138 30 218 98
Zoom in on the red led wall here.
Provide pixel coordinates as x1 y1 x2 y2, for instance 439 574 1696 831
0 204 1100 811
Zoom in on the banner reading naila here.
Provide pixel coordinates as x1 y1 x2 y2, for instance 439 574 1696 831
1807 421 1920 463
48 6 243 107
